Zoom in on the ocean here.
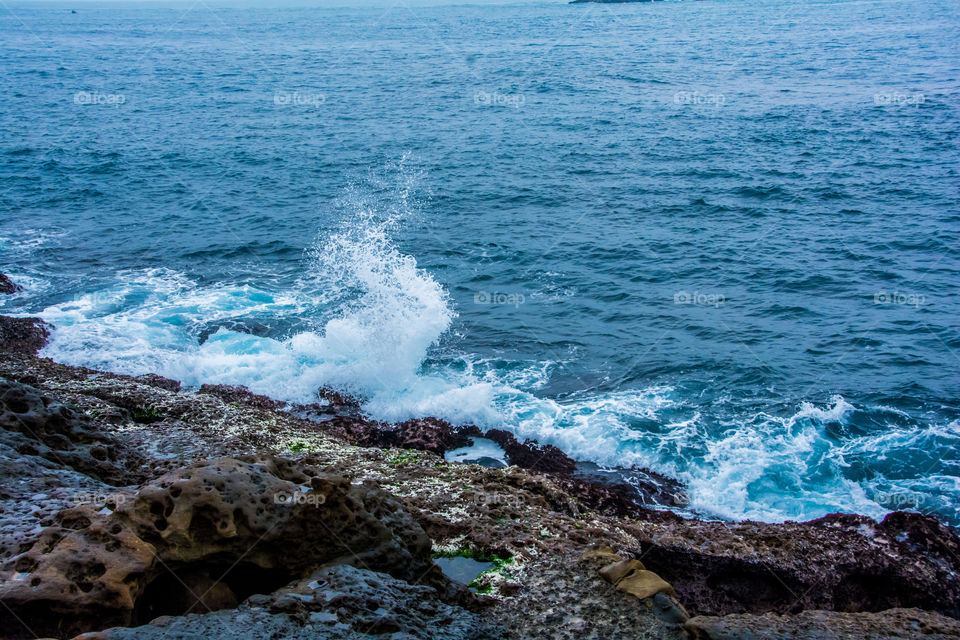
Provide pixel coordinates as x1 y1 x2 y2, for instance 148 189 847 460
1 0 958 526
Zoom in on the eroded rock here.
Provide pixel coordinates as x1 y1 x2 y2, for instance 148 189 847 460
685 607 960 640
76 565 504 640
0 457 461 639
0 378 144 487
633 511 960 618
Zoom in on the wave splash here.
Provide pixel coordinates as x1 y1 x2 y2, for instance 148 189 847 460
39 172 501 425
31 176 958 527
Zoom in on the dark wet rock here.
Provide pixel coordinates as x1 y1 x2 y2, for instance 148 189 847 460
0 274 21 294
0 315 50 356
0 456 463 639
631 511 960 618
320 415 473 455
316 385 363 411
574 462 689 507
484 428 577 475
132 374 181 393
685 607 960 639
78 565 505 640
317 416 688 509
196 383 284 411
196 318 273 345
558 473 688 515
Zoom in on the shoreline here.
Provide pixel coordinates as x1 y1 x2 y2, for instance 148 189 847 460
1 312 959 639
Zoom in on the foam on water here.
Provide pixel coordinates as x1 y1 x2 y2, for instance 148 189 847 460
33 269 960 525
28 193 958 526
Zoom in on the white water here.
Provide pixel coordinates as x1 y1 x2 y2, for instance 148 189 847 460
27 205 952 526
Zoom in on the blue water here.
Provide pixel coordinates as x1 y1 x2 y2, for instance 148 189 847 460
2 0 959 525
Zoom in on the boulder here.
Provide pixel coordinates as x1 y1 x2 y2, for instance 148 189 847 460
0 456 459 639
599 558 646 584
0 274 20 294
616 570 675 599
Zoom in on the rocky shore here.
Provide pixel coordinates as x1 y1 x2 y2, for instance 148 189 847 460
1 295 959 638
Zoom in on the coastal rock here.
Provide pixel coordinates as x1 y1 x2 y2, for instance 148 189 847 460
616 570 675 599
599 558 646 584
0 378 144 487
2 349 959 640
0 316 50 356
319 416 686 509
320 415 473 455
76 565 505 640
494 550 688 640
316 385 363 412
132 374 181 393
0 456 457 639
0 273 21 294
632 511 960 617
484 428 577 475
684 607 960 639
196 383 284 411
591 550 683 617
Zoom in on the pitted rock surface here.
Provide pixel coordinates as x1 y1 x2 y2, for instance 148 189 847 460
76 566 504 640
0 378 145 488
0 457 458 639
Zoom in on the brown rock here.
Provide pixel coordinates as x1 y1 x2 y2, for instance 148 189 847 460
0 456 457 639
616 570 675 599
581 544 621 565
599 559 646 585
685 607 960 640
0 316 50 356
633 511 960 618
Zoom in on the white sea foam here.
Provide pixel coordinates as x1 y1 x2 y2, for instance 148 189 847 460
29 193 956 526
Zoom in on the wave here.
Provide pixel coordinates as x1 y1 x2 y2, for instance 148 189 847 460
26 181 958 527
